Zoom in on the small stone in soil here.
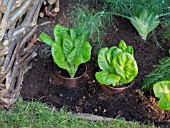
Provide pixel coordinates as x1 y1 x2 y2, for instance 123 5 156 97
103 109 107 113
88 81 92 84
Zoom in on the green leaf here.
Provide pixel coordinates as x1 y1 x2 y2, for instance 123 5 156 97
39 33 54 46
69 29 77 39
75 23 90 41
147 13 160 36
106 46 123 65
118 40 127 51
63 32 74 62
105 46 123 73
52 42 69 70
153 80 170 110
130 11 160 40
67 48 77 66
130 17 148 40
158 96 170 110
149 20 160 33
66 36 91 77
64 31 91 77
74 39 92 66
153 81 170 99
126 46 134 55
53 24 68 43
95 71 121 86
67 65 78 78
98 47 111 71
113 52 138 84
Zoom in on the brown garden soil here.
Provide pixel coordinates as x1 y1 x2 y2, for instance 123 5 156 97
21 0 170 127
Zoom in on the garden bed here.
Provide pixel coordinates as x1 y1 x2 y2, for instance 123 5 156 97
20 0 170 127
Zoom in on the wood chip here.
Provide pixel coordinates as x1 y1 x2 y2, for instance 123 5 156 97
3 40 9 46
15 0 22 7
53 7 59 13
44 1 47 5
39 12 44 18
103 109 107 113
0 5 6 12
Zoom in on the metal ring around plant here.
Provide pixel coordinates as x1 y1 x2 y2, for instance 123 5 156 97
54 63 87 88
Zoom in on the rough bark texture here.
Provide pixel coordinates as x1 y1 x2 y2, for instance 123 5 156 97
0 0 59 108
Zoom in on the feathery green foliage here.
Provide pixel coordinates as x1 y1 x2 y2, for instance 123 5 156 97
142 57 170 92
68 3 114 47
162 19 170 41
104 0 169 17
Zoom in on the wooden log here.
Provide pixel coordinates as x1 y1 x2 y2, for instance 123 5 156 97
53 0 59 13
39 12 45 18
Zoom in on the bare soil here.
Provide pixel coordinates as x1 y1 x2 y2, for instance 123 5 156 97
21 0 170 127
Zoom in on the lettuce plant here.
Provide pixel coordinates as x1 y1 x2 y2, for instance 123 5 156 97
153 81 170 110
112 10 160 41
102 0 170 41
95 40 138 86
40 24 92 78
129 10 160 40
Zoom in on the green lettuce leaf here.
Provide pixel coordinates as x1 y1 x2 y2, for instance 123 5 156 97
95 71 121 86
130 10 160 40
158 96 170 110
153 80 170 110
39 33 54 46
113 52 138 84
98 47 111 71
118 40 127 52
